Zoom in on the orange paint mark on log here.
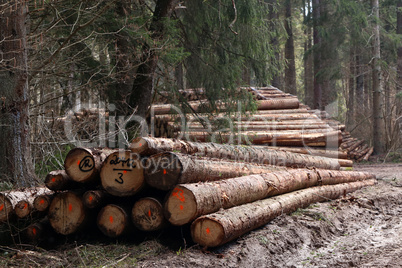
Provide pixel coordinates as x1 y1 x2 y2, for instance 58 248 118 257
109 216 114 224
148 210 151 217
0 204 4 212
180 205 183 210
206 228 210 234
52 177 56 182
163 169 167 175
23 203 28 210
32 228 37 236
171 188 185 202
68 204 72 211
88 196 93 202
40 199 45 204
77 160 80 165
123 170 127 174
139 143 142 146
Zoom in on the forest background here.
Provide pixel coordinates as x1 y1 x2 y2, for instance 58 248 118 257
0 0 401 187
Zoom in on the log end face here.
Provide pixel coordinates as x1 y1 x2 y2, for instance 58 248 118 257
191 217 224 248
164 186 197 226
97 204 128 237
100 151 144 197
64 148 96 183
48 192 86 235
129 137 149 155
132 197 165 231
15 200 31 218
33 195 51 212
0 194 13 223
144 152 182 191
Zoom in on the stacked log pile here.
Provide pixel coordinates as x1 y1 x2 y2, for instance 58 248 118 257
1 138 376 248
151 87 373 162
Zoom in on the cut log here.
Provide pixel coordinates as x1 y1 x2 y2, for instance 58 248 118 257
338 159 354 167
48 191 88 235
82 190 110 209
33 194 53 212
266 146 348 159
174 130 341 147
64 148 115 184
151 98 300 115
191 179 377 247
165 169 375 225
97 204 131 237
363 147 374 161
44 170 78 191
0 188 52 222
25 218 52 244
131 197 166 231
131 137 341 170
144 152 287 191
100 151 144 197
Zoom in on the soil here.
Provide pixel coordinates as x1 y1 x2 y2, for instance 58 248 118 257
1 163 401 267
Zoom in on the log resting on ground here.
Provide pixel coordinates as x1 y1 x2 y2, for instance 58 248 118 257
191 179 377 247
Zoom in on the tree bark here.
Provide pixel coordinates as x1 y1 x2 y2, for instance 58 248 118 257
397 0 402 117
128 0 177 118
144 152 288 190
0 0 35 187
284 0 297 96
165 169 375 225
131 137 342 169
371 0 386 154
191 179 377 247
312 0 323 109
304 0 314 107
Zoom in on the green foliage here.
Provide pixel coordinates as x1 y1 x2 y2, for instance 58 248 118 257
34 144 74 179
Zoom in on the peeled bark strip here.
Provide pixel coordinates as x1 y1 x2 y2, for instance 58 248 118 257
64 148 115 184
33 194 53 212
0 188 52 222
48 191 87 235
131 137 341 170
45 170 77 191
165 169 375 225
144 152 286 190
83 190 110 209
191 179 377 247
100 151 144 196
97 204 131 237
132 197 166 231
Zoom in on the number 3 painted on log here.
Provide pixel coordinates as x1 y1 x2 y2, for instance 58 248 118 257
115 173 124 184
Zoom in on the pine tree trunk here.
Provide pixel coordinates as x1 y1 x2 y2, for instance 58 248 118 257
144 152 287 190
0 0 35 187
313 0 323 109
304 0 314 107
347 48 355 128
191 179 377 247
397 1 402 117
128 0 177 117
165 169 375 225
372 0 386 154
284 0 297 96
131 137 342 169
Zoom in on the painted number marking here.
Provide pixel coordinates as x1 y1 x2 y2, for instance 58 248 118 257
79 156 94 172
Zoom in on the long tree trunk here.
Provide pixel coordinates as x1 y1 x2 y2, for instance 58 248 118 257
128 0 177 118
268 0 281 88
165 169 375 225
371 0 385 154
191 179 376 247
397 0 402 117
347 48 355 128
284 0 297 96
130 137 342 169
144 152 287 190
304 0 314 107
312 0 322 110
0 0 35 187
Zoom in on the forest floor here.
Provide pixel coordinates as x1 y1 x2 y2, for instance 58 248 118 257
1 162 401 267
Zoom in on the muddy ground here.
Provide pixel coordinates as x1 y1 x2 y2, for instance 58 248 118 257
1 163 401 267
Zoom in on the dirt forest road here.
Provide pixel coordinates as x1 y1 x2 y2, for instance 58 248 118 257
137 163 402 268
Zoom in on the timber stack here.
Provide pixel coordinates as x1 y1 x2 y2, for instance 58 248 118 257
0 87 376 247
150 86 373 162
1 137 376 247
